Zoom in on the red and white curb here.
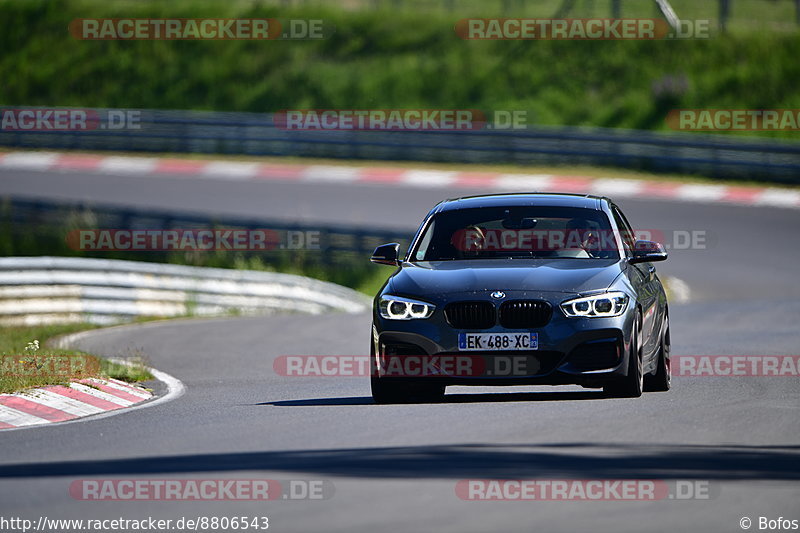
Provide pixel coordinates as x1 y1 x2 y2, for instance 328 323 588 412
0 325 186 432
1 150 799 209
0 377 152 429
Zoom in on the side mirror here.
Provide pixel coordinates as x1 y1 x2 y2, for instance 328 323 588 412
629 240 667 264
370 243 401 266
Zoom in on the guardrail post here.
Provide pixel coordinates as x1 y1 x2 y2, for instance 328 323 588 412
611 0 621 18
719 0 730 31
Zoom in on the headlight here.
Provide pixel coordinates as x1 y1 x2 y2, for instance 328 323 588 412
379 295 435 320
560 291 629 318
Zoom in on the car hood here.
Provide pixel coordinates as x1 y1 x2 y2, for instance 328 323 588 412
388 258 625 297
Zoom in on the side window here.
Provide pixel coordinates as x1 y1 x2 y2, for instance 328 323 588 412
611 206 635 256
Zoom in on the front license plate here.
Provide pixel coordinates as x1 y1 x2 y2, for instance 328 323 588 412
458 332 538 351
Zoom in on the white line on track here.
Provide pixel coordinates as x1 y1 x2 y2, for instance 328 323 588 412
302 165 360 182
676 184 728 202
494 174 554 190
201 161 260 179
591 178 646 197
0 152 59 169
756 188 800 208
401 170 458 188
97 156 158 174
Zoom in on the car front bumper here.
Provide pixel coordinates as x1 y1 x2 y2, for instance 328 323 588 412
372 295 637 388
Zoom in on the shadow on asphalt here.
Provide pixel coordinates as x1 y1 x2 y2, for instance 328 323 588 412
2 443 800 481
260 390 610 406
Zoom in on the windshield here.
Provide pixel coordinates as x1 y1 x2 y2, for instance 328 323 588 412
411 206 620 261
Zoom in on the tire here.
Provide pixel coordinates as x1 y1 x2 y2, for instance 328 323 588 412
371 376 406 404
605 311 643 398
644 314 671 392
371 377 445 404
369 343 445 404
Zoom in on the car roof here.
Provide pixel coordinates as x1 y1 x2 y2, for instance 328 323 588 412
435 193 608 212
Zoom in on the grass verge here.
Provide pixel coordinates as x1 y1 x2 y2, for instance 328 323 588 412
0 323 153 394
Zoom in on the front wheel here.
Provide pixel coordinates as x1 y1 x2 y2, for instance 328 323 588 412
644 314 671 392
371 377 445 404
370 338 446 403
605 311 643 398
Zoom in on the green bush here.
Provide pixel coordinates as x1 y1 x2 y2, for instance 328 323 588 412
1 0 798 137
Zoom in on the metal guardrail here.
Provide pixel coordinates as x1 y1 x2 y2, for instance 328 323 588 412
0 197 411 325
2 197 414 264
0 256 371 326
1 107 799 183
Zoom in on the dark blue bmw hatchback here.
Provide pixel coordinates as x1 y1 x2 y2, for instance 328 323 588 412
369 193 671 403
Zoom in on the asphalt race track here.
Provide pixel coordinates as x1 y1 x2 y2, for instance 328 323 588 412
1 166 799 532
